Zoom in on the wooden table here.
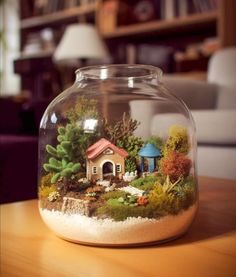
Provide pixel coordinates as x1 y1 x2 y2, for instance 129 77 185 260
1 177 236 277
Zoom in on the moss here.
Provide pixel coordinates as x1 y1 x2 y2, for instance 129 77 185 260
40 173 53 187
95 198 159 221
39 184 58 198
130 175 164 191
39 174 59 199
101 190 128 201
96 176 197 221
96 186 178 221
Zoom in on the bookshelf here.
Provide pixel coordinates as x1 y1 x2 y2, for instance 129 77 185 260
102 11 218 39
15 0 236 100
20 2 98 29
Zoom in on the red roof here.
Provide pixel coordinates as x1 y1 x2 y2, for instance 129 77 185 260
86 138 128 160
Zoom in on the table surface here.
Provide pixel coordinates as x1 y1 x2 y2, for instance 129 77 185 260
1 176 236 277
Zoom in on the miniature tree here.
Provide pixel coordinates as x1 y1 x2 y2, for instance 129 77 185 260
103 113 143 172
66 97 98 124
102 113 140 145
116 129 144 173
160 151 191 181
146 135 164 153
163 125 190 157
117 135 143 158
124 158 137 173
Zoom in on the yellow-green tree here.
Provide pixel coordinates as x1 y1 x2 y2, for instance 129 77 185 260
163 125 190 157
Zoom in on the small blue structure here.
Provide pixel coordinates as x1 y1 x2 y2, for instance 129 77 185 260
138 143 161 172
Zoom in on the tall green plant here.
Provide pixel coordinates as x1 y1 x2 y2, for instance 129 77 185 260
43 125 82 183
43 97 99 183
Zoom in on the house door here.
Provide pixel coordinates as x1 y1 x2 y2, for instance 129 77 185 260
102 161 114 177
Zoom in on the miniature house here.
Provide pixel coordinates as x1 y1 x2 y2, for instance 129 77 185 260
86 138 128 181
138 143 161 172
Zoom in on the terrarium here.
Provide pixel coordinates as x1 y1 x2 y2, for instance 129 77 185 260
38 64 198 246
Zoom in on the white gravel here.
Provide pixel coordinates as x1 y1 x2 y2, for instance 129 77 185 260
40 204 197 245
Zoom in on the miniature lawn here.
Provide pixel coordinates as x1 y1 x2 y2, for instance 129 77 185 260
95 176 197 221
39 173 197 221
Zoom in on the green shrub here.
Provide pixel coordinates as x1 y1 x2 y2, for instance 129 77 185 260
125 157 137 173
145 136 164 153
173 178 197 209
95 198 158 221
181 185 196 209
149 176 197 214
148 184 179 215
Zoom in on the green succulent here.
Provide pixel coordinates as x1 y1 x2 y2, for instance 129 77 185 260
117 195 138 207
43 157 81 183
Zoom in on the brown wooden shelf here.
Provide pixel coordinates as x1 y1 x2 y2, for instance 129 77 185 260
17 50 54 60
102 11 218 39
20 3 98 29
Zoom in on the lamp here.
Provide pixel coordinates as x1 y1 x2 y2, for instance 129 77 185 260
53 23 109 65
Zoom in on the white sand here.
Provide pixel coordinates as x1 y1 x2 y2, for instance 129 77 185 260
40 204 197 245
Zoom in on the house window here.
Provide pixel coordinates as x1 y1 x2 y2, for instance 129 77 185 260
103 148 114 155
116 164 122 173
92 166 97 174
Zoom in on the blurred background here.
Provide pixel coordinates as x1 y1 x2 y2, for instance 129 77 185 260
0 0 236 203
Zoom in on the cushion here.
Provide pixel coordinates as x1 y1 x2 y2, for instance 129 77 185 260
192 110 236 145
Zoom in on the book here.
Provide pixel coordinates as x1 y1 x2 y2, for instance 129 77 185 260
177 0 188 17
164 0 176 20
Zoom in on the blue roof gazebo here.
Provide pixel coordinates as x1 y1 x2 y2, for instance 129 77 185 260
138 143 161 173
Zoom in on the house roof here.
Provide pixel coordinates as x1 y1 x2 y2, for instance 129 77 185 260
86 138 129 160
138 143 161 158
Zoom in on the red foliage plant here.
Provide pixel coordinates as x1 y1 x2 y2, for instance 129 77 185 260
160 152 192 181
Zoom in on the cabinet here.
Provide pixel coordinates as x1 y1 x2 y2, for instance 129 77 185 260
15 0 236 99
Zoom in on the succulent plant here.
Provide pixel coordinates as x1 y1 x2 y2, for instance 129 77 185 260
43 157 81 183
118 195 139 207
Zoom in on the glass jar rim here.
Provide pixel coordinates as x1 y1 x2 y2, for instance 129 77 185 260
75 64 163 81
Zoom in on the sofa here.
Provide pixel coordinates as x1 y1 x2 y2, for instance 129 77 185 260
0 97 49 203
162 48 236 180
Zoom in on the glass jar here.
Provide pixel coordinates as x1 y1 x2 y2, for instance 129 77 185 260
38 65 198 246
